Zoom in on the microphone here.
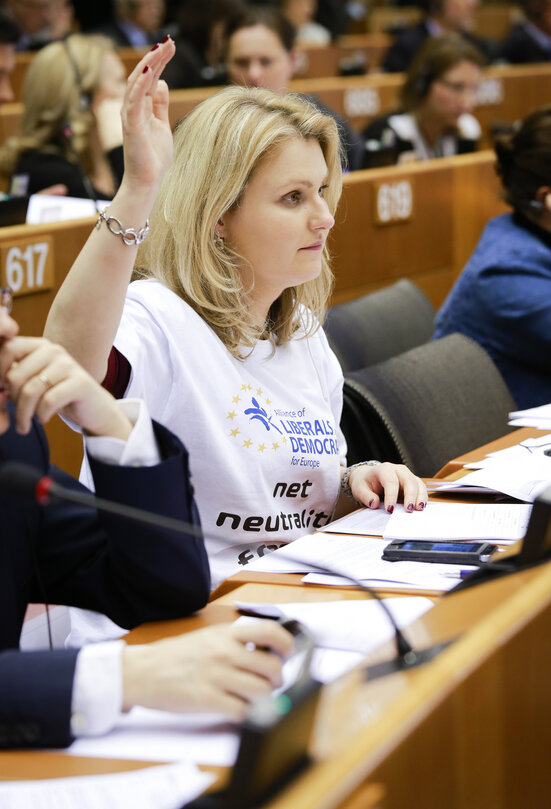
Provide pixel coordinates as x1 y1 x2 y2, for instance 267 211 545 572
0 460 446 676
59 121 100 210
0 460 205 540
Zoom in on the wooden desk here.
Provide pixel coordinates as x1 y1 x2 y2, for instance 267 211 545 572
3 63 550 146
3 560 551 809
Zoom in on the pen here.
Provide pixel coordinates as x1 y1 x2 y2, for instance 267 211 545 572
442 569 475 579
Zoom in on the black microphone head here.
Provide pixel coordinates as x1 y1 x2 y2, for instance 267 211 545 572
0 460 45 499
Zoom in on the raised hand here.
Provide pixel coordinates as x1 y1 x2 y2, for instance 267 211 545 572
120 36 176 193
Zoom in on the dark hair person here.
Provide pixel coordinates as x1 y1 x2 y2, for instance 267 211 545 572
434 105 551 408
363 35 485 168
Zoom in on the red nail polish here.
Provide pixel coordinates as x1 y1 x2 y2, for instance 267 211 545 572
142 65 149 74
161 33 171 42
368 499 375 508
387 505 394 514
406 503 413 513
419 502 425 510
150 43 159 51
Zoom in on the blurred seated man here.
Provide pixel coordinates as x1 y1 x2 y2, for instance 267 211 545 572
498 0 551 63
0 298 293 748
382 0 494 73
94 0 168 48
6 0 73 51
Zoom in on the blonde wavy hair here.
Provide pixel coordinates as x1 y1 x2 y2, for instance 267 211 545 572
135 86 343 356
0 34 116 177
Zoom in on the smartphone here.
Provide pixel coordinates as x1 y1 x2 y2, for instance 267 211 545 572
382 539 498 565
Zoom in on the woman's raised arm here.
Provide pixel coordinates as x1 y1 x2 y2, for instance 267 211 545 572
44 37 175 382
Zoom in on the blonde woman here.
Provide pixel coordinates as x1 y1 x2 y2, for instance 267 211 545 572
1 33 127 199
47 38 427 596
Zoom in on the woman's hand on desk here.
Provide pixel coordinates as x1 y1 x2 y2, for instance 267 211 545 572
349 462 427 514
121 621 295 721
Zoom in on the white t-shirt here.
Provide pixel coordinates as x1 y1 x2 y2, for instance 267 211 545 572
111 279 347 588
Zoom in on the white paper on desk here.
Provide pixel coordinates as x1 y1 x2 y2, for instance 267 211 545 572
462 434 551 470
508 403 551 428
245 532 390 575
236 598 432 655
430 459 551 503
0 761 214 809
320 507 393 536
243 532 472 591
383 502 532 542
303 568 461 591
26 194 110 223
67 709 239 766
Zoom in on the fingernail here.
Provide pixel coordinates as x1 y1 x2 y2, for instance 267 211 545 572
418 502 425 510
150 43 159 51
387 505 394 514
142 65 149 74
161 33 171 42
406 503 413 513
368 499 375 509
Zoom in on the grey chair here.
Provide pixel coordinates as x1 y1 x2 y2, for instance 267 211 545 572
324 280 435 373
341 333 516 477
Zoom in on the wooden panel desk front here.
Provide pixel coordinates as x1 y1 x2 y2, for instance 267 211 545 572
329 150 508 308
2 63 550 146
0 216 95 476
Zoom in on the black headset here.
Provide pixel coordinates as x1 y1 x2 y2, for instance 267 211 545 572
63 38 92 112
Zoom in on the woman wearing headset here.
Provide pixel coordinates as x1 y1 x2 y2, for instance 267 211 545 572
0 33 127 199
362 36 485 168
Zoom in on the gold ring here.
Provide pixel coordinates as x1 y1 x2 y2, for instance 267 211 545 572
37 372 51 389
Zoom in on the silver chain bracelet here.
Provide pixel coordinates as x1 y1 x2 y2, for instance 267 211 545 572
95 209 150 246
341 460 381 502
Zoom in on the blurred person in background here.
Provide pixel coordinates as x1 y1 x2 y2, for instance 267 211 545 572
363 36 484 168
225 5 364 170
94 0 168 48
162 0 244 90
382 0 493 73
498 0 551 63
0 33 126 199
282 0 331 45
6 0 73 50
434 105 551 409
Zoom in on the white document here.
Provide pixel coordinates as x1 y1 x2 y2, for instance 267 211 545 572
244 532 474 590
0 761 215 809
245 532 390 576
508 403 551 428
383 502 531 542
302 566 466 591
26 194 109 224
67 710 239 766
462 434 551 470
427 458 551 503
235 598 432 655
320 507 393 536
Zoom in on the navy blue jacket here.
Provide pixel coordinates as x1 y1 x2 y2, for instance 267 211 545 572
434 212 551 409
0 409 210 748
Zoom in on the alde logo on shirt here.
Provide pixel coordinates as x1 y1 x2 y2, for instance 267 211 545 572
225 382 340 469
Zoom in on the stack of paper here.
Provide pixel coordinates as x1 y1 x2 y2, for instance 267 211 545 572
508 403 551 428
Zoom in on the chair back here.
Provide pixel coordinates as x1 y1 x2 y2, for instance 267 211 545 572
325 280 435 373
342 334 516 477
